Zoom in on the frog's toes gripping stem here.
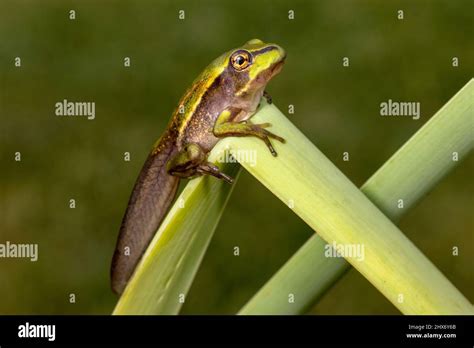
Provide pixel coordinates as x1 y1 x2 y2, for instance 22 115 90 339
248 122 285 156
197 162 234 184
214 109 285 157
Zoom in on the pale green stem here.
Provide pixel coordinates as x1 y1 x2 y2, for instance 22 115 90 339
113 161 241 314
227 79 474 315
240 79 474 315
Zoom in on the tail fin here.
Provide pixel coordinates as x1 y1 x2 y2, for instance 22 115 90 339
111 133 180 294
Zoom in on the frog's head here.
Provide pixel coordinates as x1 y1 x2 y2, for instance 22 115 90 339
222 39 286 98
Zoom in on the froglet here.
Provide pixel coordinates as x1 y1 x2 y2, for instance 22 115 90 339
111 39 286 294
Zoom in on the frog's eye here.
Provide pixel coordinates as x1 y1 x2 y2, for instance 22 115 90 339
230 50 252 71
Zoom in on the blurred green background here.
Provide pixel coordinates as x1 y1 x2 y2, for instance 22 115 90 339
1 0 472 314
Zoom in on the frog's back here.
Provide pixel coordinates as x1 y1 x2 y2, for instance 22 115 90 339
172 52 231 151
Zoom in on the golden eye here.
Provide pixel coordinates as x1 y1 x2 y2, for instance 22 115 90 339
230 50 252 70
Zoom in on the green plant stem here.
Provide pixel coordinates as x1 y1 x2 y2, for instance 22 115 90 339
113 160 241 315
225 80 474 315
239 79 474 315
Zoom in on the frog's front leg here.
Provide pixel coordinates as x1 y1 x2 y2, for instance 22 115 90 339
166 143 233 183
213 109 285 157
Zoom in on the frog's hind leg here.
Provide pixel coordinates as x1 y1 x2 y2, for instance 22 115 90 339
166 143 233 184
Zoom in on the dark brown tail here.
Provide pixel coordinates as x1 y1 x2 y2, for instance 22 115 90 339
111 133 180 294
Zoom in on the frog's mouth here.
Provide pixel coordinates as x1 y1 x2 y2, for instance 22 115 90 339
270 60 284 77
254 60 285 85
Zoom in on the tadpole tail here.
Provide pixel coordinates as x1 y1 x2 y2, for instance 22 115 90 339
111 132 180 295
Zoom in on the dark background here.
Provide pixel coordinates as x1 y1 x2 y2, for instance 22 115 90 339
1 0 472 314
